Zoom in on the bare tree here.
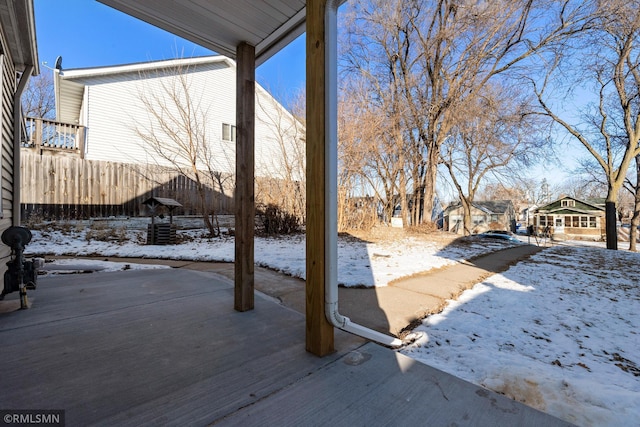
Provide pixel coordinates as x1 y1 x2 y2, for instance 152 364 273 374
532 0 640 250
341 0 595 226
338 77 406 227
628 156 640 250
21 70 55 119
255 88 306 222
134 63 233 237
441 84 544 235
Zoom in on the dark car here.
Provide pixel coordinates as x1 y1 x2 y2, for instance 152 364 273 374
477 230 522 243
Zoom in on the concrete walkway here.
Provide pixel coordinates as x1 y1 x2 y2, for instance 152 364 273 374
47 243 544 339
0 266 570 426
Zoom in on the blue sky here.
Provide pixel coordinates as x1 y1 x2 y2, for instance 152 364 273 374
33 0 573 194
33 0 306 106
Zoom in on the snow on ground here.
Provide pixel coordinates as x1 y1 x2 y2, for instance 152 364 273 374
401 245 640 426
39 258 172 275
27 227 513 287
23 223 640 426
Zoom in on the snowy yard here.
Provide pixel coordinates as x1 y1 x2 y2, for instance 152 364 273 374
402 245 639 426
24 221 640 426
27 224 511 287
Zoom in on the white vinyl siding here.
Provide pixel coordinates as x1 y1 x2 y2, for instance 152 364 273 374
76 61 235 172
63 59 302 179
254 85 305 179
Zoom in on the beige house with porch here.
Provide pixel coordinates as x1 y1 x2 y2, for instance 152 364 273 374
533 196 605 241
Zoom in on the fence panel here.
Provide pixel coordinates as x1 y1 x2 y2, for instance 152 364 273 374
20 151 234 220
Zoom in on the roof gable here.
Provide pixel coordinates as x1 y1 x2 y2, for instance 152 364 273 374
536 196 605 214
55 56 234 124
445 200 514 215
59 56 234 80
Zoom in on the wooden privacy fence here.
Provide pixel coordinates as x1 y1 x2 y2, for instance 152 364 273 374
20 151 235 220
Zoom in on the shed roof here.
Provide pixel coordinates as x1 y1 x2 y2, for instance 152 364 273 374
142 197 183 208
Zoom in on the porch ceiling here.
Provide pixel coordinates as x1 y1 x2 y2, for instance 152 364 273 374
97 0 309 66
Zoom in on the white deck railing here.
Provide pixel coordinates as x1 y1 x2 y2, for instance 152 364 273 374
22 117 86 158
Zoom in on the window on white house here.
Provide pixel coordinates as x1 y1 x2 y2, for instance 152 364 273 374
222 123 236 142
561 199 575 207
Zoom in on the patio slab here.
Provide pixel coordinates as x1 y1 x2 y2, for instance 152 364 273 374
0 268 572 426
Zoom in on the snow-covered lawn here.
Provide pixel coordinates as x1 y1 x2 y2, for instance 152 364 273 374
27 227 512 287
24 224 640 426
401 245 640 426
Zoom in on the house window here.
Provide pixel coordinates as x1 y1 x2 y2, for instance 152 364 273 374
566 215 597 228
222 123 236 142
561 199 575 207
539 215 553 226
472 215 485 225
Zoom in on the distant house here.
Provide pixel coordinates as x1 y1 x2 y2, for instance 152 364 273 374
51 56 302 177
0 0 39 272
444 200 516 234
533 197 605 241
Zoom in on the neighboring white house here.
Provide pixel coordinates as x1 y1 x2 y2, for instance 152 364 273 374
52 56 303 178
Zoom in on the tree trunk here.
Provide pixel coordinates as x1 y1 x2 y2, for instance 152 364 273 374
197 182 216 237
461 198 472 236
421 148 439 224
605 200 618 250
630 157 640 252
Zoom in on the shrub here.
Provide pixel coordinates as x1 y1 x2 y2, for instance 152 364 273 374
257 203 301 235
23 211 47 231
85 221 128 243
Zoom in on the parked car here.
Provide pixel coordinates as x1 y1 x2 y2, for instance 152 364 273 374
477 230 522 243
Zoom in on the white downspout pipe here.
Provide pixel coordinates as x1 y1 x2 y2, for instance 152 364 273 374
323 1 402 348
13 65 34 227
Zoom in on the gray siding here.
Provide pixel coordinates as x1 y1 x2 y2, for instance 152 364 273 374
0 39 17 273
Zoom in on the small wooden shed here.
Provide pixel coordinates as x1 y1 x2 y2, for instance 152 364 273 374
143 197 182 245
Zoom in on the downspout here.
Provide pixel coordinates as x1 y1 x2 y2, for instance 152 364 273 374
13 65 34 226
324 1 403 348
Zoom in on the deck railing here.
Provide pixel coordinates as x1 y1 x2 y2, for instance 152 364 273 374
22 117 86 158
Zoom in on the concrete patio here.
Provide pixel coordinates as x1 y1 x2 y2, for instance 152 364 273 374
0 268 573 426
